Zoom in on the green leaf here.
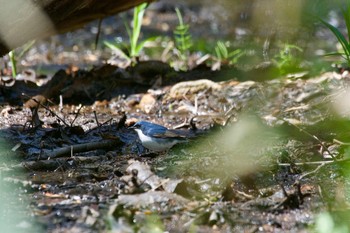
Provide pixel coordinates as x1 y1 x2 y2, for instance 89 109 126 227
320 18 350 62
342 4 350 42
130 2 148 57
8 50 17 77
174 7 192 56
228 49 242 58
134 36 159 55
103 41 130 61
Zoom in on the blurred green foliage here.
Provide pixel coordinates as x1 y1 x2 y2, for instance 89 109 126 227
7 40 35 78
174 7 193 55
173 7 193 70
321 2 350 67
315 212 350 233
214 41 244 65
273 44 303 75
102 0 350 75
104 2 155 64
0 136 44 232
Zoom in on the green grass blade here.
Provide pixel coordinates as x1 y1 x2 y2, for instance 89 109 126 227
130 3 148 57
215 47 221 60
175 8 184 27
342 4 350 42
134 36 159 55
103 41 130 61
228 49 243 58
217 41 228 58
8 50 17 77
323 52 346 57
124 20 132 45
17 40 35 58
321 19 350 61
230 51 244 64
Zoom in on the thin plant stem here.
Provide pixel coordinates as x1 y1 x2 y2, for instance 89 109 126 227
8 50 17 78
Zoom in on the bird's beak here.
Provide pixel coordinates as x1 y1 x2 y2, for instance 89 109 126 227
129 123 138 129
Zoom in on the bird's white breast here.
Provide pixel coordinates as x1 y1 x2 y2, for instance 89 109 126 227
134 129 179 152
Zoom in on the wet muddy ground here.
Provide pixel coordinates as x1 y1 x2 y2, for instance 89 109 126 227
1 1 350 232
1 62 349 232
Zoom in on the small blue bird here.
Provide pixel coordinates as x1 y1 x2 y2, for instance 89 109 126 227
130 121 190 152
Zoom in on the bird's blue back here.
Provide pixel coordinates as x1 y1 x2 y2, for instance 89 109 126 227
135 121 188 139
137 121 168 137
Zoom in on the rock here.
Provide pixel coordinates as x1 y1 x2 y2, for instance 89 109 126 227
169 79 222 98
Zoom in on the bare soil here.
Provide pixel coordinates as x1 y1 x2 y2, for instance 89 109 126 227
0 63 348 232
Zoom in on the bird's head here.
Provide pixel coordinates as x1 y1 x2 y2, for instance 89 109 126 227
130 121 169 137
130 121 149 130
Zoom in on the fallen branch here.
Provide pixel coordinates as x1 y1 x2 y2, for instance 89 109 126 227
21 155 106 171
278 160 334 166
278 158 350 167
37 138 123 160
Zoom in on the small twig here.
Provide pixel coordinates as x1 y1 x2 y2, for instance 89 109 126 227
94 18 103 50
194 95 198 115
236 190 254 199
173 119 189 129
223 105 236 126
294 182 304 205
85 118 113 134
224 105 235 116
116 114 127 130
93 111 100 127
59 95 63 112
287 121 337 160
333 138 350 146
70 104 83 127
53 159 66 172
278 160 334 166
280 159 344 188
278 157 350 167
24 94 70 127
280 184 289 197
190 117 197 130
296 162 328 181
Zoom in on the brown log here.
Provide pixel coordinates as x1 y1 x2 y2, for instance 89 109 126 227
0 0 154 56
